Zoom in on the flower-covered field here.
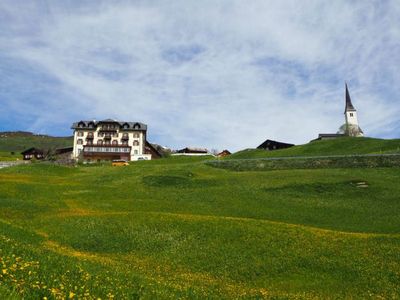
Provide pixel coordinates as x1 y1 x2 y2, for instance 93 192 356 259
0 157 399 299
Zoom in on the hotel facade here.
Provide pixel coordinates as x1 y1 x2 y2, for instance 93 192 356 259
71 119 152 161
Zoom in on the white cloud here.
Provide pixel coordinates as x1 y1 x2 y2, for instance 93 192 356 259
0 0 399 151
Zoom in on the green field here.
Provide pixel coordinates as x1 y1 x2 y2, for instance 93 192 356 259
0 132 72 161
228 137 400 160
0 155 400 299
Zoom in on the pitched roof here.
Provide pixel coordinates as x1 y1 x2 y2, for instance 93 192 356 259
257 139 294 149
177 147 208 153
71 120 147 130
345 83 356 112
21 147 44 155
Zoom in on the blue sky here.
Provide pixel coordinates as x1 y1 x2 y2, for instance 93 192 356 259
0 1 399 151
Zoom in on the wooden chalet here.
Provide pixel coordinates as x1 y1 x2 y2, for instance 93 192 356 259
217 150 231 157
175 147 209 155
21 148 45 160
257 140 294 151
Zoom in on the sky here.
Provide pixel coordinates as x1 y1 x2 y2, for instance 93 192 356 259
0 0 399 151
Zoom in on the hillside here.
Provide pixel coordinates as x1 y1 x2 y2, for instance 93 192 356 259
0 157 399 298
0 131 73 160
228 137 400 160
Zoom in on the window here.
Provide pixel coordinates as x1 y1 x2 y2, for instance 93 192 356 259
78 149 82 154
97 140 103 145
77 131 84 137
133 133 139 138
123 133 129 138
122 140 128 145
77 139 83 145
134 150 138 155
133 140 139 146
123 123 129 129
87 132 93 138
112 140 118 145
350 113 354 117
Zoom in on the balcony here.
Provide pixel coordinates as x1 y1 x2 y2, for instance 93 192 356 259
99 128 118 133
83 144 131 154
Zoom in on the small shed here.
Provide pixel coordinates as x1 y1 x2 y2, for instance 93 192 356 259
55 147 73 160
21 148 45 160
257 139 294 151
311 134 345 142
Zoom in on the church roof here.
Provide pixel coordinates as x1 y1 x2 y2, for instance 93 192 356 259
345 83 356 113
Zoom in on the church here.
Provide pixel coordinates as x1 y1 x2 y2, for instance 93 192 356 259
314 84 363 141
342 83 364 137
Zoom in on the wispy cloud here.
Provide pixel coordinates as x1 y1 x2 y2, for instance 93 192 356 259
0 0 399 150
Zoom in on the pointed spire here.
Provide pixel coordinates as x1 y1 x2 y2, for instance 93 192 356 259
345 82 355 113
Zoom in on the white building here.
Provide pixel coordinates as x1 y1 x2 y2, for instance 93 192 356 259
71 119 152 161
344 83 364 137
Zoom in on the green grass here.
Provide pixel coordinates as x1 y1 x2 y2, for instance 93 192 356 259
0 151 19 161
228 137 400 160
207 154 400 171
0 158 400 298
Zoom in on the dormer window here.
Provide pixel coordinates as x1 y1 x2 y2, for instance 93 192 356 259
350 113 354 117
133 123 140 129
78 121 85 128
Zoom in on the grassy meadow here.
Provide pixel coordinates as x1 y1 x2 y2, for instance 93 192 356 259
229 137 400 160
0 156 400 299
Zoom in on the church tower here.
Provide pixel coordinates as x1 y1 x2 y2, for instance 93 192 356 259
344 83 363 136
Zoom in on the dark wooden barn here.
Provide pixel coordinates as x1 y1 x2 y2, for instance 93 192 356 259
257 139 294 151
144 141 162 159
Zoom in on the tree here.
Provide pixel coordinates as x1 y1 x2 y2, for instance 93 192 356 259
337 123 364 137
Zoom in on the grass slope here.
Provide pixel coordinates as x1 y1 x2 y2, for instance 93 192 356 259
0 157 399 298
0 132 72 161
228 137 400 160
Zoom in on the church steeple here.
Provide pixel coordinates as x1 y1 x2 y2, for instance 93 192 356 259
345 83 355 113
343 83 363 137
